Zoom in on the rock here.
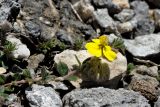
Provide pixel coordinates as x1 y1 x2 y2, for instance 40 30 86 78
73 0 94 22
25 84 62 107
128 74 159 101
133 65 159 78
0 0 20 22
6 35 30 59
116 21 137 33
54 50 91 70
63 87 150 107
124 34 160 58
153 9 160 30
56 29 74 45
114 9 135 22
134 18 155 36
0 20 13 33
54 50 127 88
92 0 121 14
127 66 159 101
131 1 149 17
0 67 6 74
25 21 41 38
48 81 68 90
146 0 160 8
93 9 116 32
112 0 130 9
155 96 160 107
5 94 22 107
130 1 155 36
27 54 45 70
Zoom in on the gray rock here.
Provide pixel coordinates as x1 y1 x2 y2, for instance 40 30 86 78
0 0 20 22
56 29 74 45
130 1 155 36
155 96 160 107
134 65 159 78
131 1 149 16
92 0 121 14
63 87 150 107
114 9 135 22
124 34 160 57
25 84 62 107
93 9 115 32
25 21 41 38
134 18 155 36
6 34 30 59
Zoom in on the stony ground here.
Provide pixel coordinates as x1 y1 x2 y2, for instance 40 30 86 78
1 0 160 107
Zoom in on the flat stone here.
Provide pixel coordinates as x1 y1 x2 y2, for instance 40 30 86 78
114 9 135 22
63 87 150 107
124 34 160 57
112 0 130 9
93 9 115 32
25 84 62 107
54 49 127 88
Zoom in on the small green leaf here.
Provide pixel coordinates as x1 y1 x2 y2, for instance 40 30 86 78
56 62 68 76
127 63 135 74
111 38 125 53
75 55 81 67
13 73 21 81
67 76 78 81
0 75 6 85
41 67 49 81
23 69 31 79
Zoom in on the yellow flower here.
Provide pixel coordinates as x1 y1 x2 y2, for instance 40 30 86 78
85 35 117 61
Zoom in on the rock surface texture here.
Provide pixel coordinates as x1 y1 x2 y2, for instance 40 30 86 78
63 87 150 107
25 84 62 107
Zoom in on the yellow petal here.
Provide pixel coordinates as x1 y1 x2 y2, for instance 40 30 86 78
103 46 117 61
92 39 100 45
85 42 102 57
99 35 108 45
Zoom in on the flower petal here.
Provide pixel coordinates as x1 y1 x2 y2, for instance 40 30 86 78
99 35 108 45
92 39 100 45
103 46 117 61
85 42 102 57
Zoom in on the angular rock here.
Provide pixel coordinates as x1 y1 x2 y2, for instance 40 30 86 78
134 18 155 36
92 0 121 14
4 94 22 107
128 74 159 101
25 84 62 107
0 0 21 22
25 21 41 38
133 65 159 78
93 9 115 32
131 1 149 16
73 0 94 22
114 9 135 22
63 87 150 107
124 34 160 57
56 29 74 45
6 35 30 59
112 0 130 9
54 49 127 88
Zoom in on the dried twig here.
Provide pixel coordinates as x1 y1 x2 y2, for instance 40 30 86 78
133 58 160 67
69 2 83 22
